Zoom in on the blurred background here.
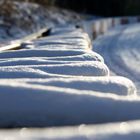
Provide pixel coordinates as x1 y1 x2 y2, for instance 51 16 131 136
19 0 140 16
1 0 140 41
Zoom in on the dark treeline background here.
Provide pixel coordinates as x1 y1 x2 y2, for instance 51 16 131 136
20 0 140 16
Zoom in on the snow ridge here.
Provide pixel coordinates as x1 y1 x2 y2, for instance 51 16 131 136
0 26 137 129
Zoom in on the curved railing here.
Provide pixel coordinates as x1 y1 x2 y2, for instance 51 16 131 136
81 16 140 40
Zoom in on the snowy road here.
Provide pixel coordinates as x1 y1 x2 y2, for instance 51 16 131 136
94 23 140 94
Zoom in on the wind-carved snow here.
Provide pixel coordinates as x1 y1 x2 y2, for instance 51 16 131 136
0 27 137 128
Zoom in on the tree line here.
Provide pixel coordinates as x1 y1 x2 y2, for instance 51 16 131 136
17 0 140 16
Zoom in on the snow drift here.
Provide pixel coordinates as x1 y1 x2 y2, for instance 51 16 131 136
0 82 138 127
0 27 137 128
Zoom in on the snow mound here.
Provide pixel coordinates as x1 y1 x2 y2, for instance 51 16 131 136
0 59 100 66
0 61 109 77
0 27 137 128
0 49 87 58
34 28 91 43
0 49 104 62
23 29 91 49
0 82 138 127
1 120 140 140
24 76 136 96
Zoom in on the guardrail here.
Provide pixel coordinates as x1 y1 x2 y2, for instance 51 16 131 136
0 27 49 51
81 16 140 40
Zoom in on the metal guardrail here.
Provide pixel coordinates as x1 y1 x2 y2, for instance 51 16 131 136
0 27 49 51
81 16 140 40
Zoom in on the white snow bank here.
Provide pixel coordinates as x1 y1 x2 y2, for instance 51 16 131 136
0 81 139 127
23 39 90 50
4 76 136 96
33 30 91 44
23 44 90 50
23 31 91 49
0 50 104 62
0 59 100 66
0 25 137 130
23 76 136 96
0 49 82 57
46 53 103 62
31 38 89 47
0 61 109 78
94 23 140 94
1 53 102 62
2 120 140 140
0 49 87 58
22 28 92 49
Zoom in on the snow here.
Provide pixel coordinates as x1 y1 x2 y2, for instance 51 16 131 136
1 76 135 96
2 120 140 140
0 49 91 58
0 61 109 78
24 76 136 96
0 49 104 63
23 29 91 49
0 1 83 41
0 0 140 139
48 25 78 35
94 23 140 94
0 81 138 127
0 21 139 140
0 55 103 65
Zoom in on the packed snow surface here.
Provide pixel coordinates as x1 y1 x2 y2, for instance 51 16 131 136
94 23 140 94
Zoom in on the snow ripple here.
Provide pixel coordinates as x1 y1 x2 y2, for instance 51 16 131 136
0 27 137 128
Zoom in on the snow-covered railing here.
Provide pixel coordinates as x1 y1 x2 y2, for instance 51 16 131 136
0 26 137 128
81 16 140 40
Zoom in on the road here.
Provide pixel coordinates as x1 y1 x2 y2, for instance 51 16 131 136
94 23 140 94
